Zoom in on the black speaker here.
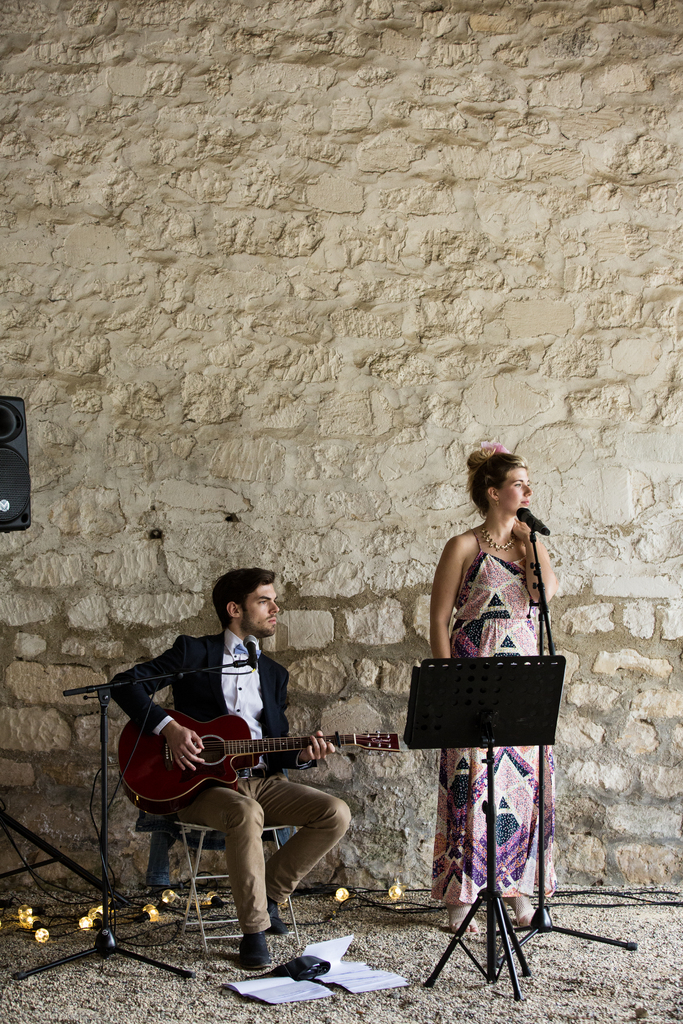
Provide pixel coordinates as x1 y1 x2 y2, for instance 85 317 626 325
0 396 31 532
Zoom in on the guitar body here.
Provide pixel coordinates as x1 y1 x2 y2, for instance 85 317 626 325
118 710 261 814
119 710 401 815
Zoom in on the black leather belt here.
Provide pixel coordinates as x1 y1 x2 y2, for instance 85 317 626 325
236 767 267 779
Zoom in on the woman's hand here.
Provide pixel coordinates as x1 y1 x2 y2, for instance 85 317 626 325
511 516 532 544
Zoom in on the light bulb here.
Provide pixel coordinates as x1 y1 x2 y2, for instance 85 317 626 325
161 889 178 904
79 916 93 930
334 888 350 902
18 904 32 921
35 928 49 943
26 914 42 928
142 904 160 922
87 905 103 921
388 878 405 900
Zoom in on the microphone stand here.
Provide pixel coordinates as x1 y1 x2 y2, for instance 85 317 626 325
14 676 195 981
515 529 637 956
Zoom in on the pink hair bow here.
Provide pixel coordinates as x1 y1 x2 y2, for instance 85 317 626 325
481 441 510 454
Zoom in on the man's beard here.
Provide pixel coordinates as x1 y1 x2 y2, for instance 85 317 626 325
239 611 276 640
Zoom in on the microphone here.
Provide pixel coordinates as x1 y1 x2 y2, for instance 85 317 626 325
516 507 550 536
244 635 259 670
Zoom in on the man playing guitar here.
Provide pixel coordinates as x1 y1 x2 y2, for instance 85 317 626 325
113 567 351 969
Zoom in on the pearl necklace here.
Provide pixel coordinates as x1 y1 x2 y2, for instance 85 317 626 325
480 525 515 552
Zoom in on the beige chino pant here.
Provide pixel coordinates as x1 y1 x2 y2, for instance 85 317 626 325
177 774 350 934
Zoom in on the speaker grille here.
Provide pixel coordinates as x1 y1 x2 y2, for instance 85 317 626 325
0 447 30 522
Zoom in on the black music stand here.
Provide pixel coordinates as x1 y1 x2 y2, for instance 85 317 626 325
404 655 565 1001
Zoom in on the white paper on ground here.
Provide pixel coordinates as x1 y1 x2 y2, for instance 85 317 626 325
223 977 331 1004
222 934 408 1003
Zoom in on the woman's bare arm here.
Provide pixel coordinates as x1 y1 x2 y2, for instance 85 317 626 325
429 532 478 658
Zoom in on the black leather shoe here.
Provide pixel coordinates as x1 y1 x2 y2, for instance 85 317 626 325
239 931 271 969
266 896 289 935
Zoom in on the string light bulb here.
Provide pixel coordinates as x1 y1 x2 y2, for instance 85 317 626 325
35 928 49 943
334 888 350 902
142 904 160 922
161 889 178 904
203 891 224 907
18 904 32 923
87 905 103 921
79 916 93 930
388 878 406 901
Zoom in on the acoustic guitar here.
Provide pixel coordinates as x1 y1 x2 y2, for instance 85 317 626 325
118 709 401 814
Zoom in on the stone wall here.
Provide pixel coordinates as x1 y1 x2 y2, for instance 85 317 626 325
1 0 683 891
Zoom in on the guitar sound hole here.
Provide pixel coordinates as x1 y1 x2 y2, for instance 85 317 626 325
201 734 226 766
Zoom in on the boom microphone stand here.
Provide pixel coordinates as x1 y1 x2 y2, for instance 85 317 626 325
13 677 194 981
519 526 637 956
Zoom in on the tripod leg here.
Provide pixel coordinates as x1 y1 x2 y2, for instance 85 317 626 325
115 947 195 978
13 946 99 980
550 925 637 951
424 899 481 988
497 902 532 977
492 898 524 1002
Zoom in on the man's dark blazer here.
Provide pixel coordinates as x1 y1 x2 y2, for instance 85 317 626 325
111 632 307 775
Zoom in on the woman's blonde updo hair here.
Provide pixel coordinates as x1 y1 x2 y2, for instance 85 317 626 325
467 446 528 516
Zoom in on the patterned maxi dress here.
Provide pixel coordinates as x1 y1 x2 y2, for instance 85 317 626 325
431 546 556 905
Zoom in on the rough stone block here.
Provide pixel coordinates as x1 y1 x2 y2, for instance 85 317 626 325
504 299 574 337
67 595 110 630
62 225 130 268
181 372 242 424
594 576 680 599
49 486 124 538
616 717 659 755
611 338 661 375
556 715 605 749
210 437 285 483
463 376 553 425
566 681 620 711
282 610 335 650
288 655 346 695
356 131 422 172
560 603 614 635
0 756 35 786
640 765 683 799
343 599 405 645
606 804 679 838
567 759 632 793
320 696 383 736
5 662 104 708
615 843 681 885
599 64 652 94
529 73 583 108
630 688 683 719
0 707 71 751
660 601 683 640
413 595 430 641
14 552 83 588
14 633 47 658
378 661 415 695
0 595 53 627
306 174 365 214
111 593 204 627
560 834 606 875
355 659 380 688
623 601 655 639
62 639 86 656
593 649 672 679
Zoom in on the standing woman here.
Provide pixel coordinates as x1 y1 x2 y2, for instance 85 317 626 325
430 442 558 933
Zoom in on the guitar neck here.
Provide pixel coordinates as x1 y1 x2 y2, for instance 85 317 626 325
225 734 358 755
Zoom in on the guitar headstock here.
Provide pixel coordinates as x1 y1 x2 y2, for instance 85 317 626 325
352 733 401 752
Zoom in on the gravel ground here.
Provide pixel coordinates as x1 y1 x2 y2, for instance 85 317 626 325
0 887 680 1024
